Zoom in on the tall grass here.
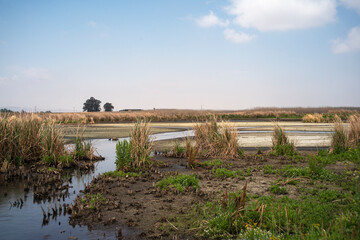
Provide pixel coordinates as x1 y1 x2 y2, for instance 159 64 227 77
73 127 95 160
115 119 152 169
3 107 359 123
330 117 349 154
193 116 240 159
115 140 132 170
131 119 152 166
330 114 360 154
271 124 296 156
41 120 65 163
349 114 360 148
0 115 64 166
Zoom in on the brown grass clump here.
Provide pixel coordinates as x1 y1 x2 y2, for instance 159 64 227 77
193 116 240 159
130 119 153 167
0 114 65 166
348 114 360 148
302 113 324 123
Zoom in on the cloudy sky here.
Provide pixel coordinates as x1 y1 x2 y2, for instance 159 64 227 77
0 0 359 112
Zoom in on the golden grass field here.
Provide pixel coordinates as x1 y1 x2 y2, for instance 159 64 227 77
3 107 358 124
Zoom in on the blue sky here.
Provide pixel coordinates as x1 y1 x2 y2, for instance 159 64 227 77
0 0 359 112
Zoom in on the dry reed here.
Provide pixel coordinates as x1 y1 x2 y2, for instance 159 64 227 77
193 116 239 159
348 114 360 148
130 119 153 167
302 113 324 123
0 114 65 166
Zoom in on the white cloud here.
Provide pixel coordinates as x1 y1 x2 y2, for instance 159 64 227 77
226 0 337 31
196 11 229 28
340 0 360 14
332 25 360 53
23 68 53 82
88 20 97 28
223 28 255 43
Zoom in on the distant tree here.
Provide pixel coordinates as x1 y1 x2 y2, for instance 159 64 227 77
83 97 101 112
0 108 13 113
103 102 114 112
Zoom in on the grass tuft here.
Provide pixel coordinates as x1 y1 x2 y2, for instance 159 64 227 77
331 117 349 154
156 174 199 192
271 124 296 156
194 116 240 159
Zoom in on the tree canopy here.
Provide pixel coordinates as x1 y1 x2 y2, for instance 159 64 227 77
103 102 114 112
83 97 101 112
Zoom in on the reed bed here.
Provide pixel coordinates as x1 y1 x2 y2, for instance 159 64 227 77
0 114 99 169
2 107 359 124
0 115 64 166
193 116 240 159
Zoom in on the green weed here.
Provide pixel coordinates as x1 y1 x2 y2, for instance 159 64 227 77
213 168 245 179
156 174 199 192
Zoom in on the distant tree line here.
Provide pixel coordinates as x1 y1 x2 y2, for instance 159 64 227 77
83 97 114 112
0 108 13 113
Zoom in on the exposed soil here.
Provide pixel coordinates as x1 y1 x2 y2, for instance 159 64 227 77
68 154 308 239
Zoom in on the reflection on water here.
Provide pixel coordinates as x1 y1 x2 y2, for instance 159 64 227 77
0 139 120 240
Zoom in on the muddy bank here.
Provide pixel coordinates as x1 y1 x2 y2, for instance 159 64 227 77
69 154 308 239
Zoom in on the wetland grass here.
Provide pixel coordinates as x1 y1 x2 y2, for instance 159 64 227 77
115 119 152 170
193 116 240 159
331 117 349 154
302 113 324 123
0 115 64 166
271 124 296 156
0 115 99 169
349 114 360 148
330 114 360 154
